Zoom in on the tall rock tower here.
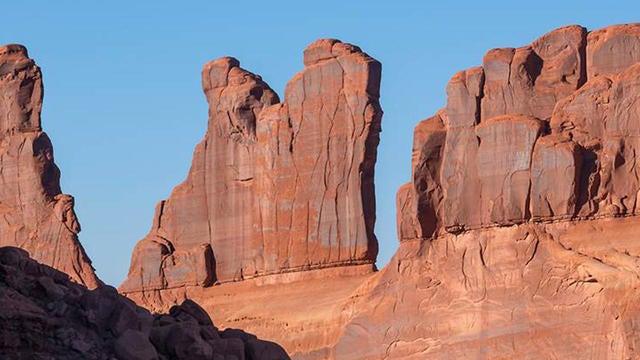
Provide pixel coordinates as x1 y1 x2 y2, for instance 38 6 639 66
0 44 99 289
121 40 382 299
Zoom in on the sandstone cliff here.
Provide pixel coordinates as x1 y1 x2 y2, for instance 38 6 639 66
333 23 640 359
120 40 382 297
0 44 99 289
115 24 640 360
396 23 640 239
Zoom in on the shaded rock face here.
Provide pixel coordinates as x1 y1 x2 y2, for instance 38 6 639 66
121 39 382 295
398 24 640 240
0 44 99 289
0 246 289 360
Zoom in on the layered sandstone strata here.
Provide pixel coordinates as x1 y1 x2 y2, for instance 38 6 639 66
120 40 382 296
0 44 99 289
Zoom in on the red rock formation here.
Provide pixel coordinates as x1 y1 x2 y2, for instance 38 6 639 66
0 246 289 359
396 24 640 238
396 110 446 241
334 23 640 359
120 39 382 296
135 23 640 360
587 23 640 78
13 22 640 359
336 218 640 359
0 44 99 289
426 25 588 233
108 24 640 359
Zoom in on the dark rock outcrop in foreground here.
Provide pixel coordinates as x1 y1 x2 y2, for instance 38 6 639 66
120 39 382 299
0 246 289 360
0 44 99 289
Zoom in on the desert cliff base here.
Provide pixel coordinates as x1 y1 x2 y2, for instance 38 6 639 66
124 216 640 359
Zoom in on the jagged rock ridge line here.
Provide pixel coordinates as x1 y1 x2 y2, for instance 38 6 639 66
120 39 382 295
397 24 640 240
0 44 99 289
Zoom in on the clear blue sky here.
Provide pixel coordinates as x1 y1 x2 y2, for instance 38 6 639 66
2 1 638 286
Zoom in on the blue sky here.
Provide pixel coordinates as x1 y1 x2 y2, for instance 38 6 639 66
2 1 639 286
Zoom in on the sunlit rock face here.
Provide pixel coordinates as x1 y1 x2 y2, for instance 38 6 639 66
0 44 99 289
351 23 640 359
397 24 640 239
120 39 382 298
113 23 640 360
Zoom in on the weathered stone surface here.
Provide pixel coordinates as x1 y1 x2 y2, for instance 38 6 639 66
426 25 585 232
400 23 640 238
0 44 99 289
0 246 289 359
440 67 483 231
336 219 640 359
396 183 419 242
0 44 42 133
551 62 640 217
476 115 543 224
397 111 446 241
121 39 382 296
587 23 640 78
530 135 582 219
370 22 640 360
444 67 484 128
257 39 381 275
482 25 586 121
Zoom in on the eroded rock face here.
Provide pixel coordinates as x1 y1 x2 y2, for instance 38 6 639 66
0 44 99 289
336 218 640 359
397 111 446 241
113 23 640 360
0 246 289 359
397 23 640 239
116 24 640 359
367 22 640 359
587 23 640 78
121 40 382 297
